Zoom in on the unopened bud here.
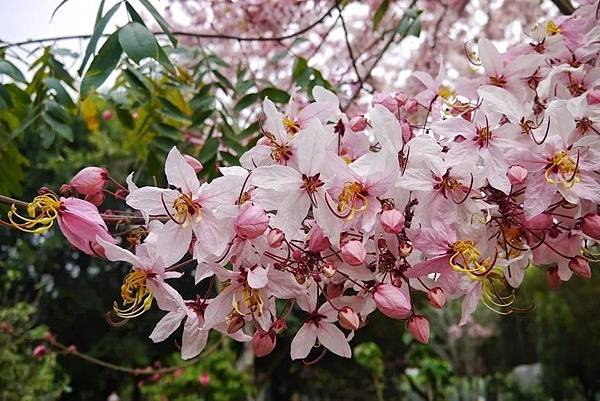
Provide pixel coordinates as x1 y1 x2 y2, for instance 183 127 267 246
235 205 269 240
341 240 366 266
380 209 405 234
408 315 430 344
581 213 600 240
374 284 411 319
427 287 446 308
252 331 276 357
198 372 210 386
338 306 360 331
349 115 368 132
182 154 203 173
569 256 591 279
33 345 48 359
267 228 284 248
394 92 408 106
102 109 114 120
507 165 528 185
373 93 398 113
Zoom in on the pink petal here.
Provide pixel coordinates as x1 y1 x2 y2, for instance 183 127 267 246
165 146 200 195
317 322 351 358
149 310 186 343
181 316 209 360
290 323 317 360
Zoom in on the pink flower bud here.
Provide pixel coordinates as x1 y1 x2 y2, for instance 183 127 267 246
404 99 419 114
372 93 398 113
33 345 48 359
198 372 210 386
338 306 360 331
400 118 414 143
349 115 368 132
322 261 336 278
380 209 405 234
547 267 562 289
587 88 600 105
257 136 272 146
407 315 430 344
341 240 366 266
69 167 108 196
581 214 600 240
234 205 269 240
427 287 446 308
569 256 591 279
507 165 528 185
394 92 408 106
102 110 113 120
182 154 203 173
309 226 331 253
267 228 284 248
273 319 287 334
373 284 411 319
252 331 276 357
85 192 105 206
292 249 302 260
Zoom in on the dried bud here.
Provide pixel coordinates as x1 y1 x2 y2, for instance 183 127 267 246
569 256 591 279
32 345 49 359
408 315 430 344
507 165 528 185
341 240 366 266
380 209 405 234
309 226 331 253
427 287 446 308
373 284 411 319
349 115 368 132
182 154 203 173
547 266 562 289
322 261 337 278
198 372 210 386
338 306 360 331
68 167 109 196
234 205 269 240
267 228 285 248
581 214 600 240
252 331 276 357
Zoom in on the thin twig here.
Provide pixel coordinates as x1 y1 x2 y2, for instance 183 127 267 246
336 1 362 88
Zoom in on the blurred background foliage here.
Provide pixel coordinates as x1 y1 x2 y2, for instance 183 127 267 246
0 0 599 400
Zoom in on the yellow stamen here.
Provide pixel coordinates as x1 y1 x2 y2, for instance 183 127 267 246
7 194 61 234
450 240 494 279
232 287 264 318
113 270 153 319
544 150 580 188
282 116 300 135
437 85 457 106
173 194 201 226
546 20 561 36
337 181 368 220
481 269 517 315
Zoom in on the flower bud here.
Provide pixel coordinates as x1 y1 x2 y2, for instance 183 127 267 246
399 241 412 257
198 372 210 386
427 287 446 309
349 115 368 132
581 214 600 240
373 284 411 319
69 167 109 196
33 345 48 359
322 261 337 278
252 331 276 357
338 306 360 331
525 213 553 231
546 267 562 289
569 256 591 279
400 118 414 143
292 249 302 260
85 192 105 206
102 109 114 120
380 209 405 234
182 154 203 173
394 92 408 106
404 99 418 114
234 205 269 240
267 228 284 248
408 315 430 344
507 165 528 185
373 93 398 113
309 226 331 253
341 240 366 266
273 318 287 334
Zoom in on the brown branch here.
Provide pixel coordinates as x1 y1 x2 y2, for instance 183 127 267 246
0 4 337 50
336 1 362 88
549 0 575 15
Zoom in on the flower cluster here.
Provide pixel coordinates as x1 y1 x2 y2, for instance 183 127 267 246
5 1 600 361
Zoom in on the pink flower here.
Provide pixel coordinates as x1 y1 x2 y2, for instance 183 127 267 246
234 204 269 239
57 197 116 255
407 315 430 344
380 209 405 234
373 284 411 319
341 240 366 266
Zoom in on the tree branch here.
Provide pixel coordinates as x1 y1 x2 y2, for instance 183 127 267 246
549 0 575 15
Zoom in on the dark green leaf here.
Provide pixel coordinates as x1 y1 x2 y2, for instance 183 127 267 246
78 1 121 76
125 2 145 24
138 0 178 46
43 112 73 141
192 109 213 127
259 87 290 104
80 31 122 96
0 60 26 82
198 137 219 163
118 22 159 64
292 57 309 81
116 107 135 129
408 17 422 37
373 0 390 30
51 0 71 21
238 121 259 139
211 69 234 91
235 92 259 113
43 77 74 108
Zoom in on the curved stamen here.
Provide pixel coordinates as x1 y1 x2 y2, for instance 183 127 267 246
532 117 550 145
160 192 186 225
452 173 474 205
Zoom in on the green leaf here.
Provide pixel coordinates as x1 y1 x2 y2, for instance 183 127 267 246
78 1 121 76
0 60 26 82
292 57 309 81
118 22 159 64
43 77 74 108
192 109 213 127
238 121 259 139
198 137 219 163
51 0 71 21
138 0 178 47
408 17 422 37
43 112 73 142
80 31 122 96
211 69 234 91
372 0 390 31
259 87 290 104
125 2 145 24
235 92 259 113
